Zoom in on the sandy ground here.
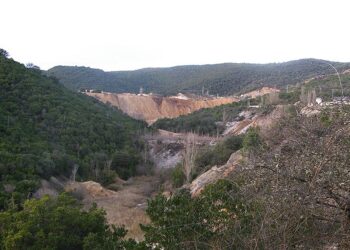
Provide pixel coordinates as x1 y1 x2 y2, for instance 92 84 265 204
66 176 160 241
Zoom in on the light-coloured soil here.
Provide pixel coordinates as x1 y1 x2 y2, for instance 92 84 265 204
65 176 160 241
86 92 238 124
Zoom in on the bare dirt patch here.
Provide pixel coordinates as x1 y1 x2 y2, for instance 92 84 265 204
86 92 238 124
65 175 160 241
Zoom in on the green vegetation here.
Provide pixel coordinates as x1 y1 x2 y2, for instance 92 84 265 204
47 59 350 96
303 73 350 101
278 90 300 104
0 193 140 250
229 106 350 248
0 180 259 250
142 180 258 249
111 150 141 180
153 90 302 136
0 52 146 209
195 135 243 173
151 106 350 249
153 101 247 135
3 49 350 249
171 163 186 188
169 135 243 186
242 128 262 151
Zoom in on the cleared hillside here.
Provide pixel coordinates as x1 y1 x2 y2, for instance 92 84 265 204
86 92 238 124
47 59 350 96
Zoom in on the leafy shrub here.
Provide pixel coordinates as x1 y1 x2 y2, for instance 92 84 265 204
171 164 186 188
279 91 300 104
195 135 243 172
98 169 117 186
223 135 243 151
142 180 259 249
320 111 332 126
242 128 262 151
111 150 140 180
0 193 139 249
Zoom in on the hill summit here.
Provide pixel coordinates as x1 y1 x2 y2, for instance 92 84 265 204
48 59 350 96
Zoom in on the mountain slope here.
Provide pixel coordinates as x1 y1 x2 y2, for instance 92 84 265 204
47 59 350 96
0 54 146 209
86 92 239 124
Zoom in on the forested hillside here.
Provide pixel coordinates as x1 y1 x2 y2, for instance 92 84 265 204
0 52 146 209
47 59 350 96
3 49 350 249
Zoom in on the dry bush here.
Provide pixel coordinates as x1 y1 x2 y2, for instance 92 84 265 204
230 106 350 249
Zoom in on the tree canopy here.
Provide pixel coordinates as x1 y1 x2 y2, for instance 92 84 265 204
0 53 146 209
0 193 140 250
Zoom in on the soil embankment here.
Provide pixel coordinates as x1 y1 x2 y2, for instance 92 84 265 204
86 92 238 124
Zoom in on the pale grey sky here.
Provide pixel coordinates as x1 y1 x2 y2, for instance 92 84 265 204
1 0 350 71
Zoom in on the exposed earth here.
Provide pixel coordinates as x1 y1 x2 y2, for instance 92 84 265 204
85 92 239 124
65 176 160 241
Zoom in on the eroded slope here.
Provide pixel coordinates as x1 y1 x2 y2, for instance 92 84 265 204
86 92 238 124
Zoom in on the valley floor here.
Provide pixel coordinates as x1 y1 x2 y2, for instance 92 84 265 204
66 176 160 241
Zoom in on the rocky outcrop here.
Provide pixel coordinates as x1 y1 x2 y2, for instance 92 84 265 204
146 130 219 170
223 105 285 135
189 151 243 197
86 92 238 124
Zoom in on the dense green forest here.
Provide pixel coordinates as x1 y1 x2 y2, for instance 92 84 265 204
47 59 350 96
0 193 141 249
0 51 146 209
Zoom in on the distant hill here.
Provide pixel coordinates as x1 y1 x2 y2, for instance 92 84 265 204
0 52 146 209
47 59 350 96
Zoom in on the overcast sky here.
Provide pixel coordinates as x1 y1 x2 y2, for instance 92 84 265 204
1 0 350 71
